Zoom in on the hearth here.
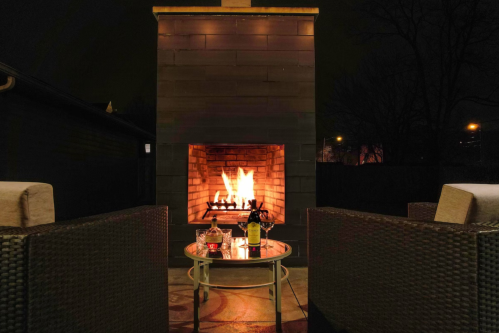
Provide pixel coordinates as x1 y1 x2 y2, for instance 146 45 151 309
188 144 284 224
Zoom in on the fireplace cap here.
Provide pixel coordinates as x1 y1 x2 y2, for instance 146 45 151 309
152 6 319 20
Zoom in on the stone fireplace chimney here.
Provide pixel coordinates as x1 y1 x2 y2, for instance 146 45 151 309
153 5 318 266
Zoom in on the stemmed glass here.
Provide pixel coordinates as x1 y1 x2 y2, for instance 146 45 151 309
237 221 249 248
261 215 275 249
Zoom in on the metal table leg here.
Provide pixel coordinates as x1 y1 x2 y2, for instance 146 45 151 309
268 262 275 301
193 260 200 332
274 259 282 332
203 262 210 301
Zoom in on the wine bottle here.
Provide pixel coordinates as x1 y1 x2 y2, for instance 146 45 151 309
208 251 224 258
247 199 261 257
206 215 223 252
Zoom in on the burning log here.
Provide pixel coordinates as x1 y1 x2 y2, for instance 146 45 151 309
202 166 267 219
202 200 269 220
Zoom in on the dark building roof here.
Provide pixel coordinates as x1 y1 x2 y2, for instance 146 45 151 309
92 102 112 111
0 62 155 140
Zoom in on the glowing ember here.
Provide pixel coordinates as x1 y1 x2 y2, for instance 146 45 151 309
216 167 255 209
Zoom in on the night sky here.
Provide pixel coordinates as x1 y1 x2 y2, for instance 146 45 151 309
0 0 364 140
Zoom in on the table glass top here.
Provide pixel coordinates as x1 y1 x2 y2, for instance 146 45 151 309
185 237 291 261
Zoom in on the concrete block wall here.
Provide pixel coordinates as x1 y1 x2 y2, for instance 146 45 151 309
156 14 316 266
1 76 153 221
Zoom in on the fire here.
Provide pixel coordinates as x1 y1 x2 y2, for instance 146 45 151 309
216 167 255 209
222 171 233 203
213 191 220 209
236 167 254 209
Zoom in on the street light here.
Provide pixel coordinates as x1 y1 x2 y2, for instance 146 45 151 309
466 122 481 162
467 123 479 131
465 118 499 163
322 136 344 162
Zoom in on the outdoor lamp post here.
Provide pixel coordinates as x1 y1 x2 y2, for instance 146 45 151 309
322 136 343 162
466 122 481 162
467 123 479 131
465 118 499 163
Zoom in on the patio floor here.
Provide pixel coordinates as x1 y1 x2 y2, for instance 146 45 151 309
168 267 308 332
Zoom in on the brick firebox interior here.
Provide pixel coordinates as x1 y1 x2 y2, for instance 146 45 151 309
188 144 285 223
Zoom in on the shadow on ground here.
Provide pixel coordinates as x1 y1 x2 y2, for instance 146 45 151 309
169 267 308 333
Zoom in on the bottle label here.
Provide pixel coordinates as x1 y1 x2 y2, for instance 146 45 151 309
247 222 260 245
206 235 223 243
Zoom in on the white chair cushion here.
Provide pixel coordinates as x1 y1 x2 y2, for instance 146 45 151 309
435 184 499 224
0 182 55 227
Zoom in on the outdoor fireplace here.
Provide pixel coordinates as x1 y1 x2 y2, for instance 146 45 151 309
154 5 318 265
188 144 285 223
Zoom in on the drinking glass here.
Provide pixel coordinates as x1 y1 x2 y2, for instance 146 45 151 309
221 229 232 248
261 216 275 249
196 229 207 249
237 221 249 248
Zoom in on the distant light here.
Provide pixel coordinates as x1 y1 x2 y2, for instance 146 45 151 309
467 123 479 130
145 143 151 154
336 136 343 142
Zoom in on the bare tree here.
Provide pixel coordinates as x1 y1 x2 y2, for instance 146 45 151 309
327 54 424 164
330 0 499 164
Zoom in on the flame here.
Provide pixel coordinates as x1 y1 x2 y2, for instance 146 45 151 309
236 167 254 209
216 167 255 209
214 191 220 203
221 169 233 203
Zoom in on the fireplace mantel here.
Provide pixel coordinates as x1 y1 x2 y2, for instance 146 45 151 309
153 7 319 20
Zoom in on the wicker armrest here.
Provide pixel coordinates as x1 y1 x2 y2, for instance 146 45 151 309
0 205 168 333
407 202 437 221
308 207 499 333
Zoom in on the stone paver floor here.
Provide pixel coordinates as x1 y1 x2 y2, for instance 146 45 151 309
169 267 308 332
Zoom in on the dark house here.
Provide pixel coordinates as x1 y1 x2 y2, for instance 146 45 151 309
0 62 155 220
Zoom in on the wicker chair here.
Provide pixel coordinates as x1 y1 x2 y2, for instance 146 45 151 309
0 205 168 333
308 203 499 333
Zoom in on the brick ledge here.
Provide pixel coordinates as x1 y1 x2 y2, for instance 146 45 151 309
153 7 319 20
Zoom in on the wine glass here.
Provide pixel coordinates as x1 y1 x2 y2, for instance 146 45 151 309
237 221 249 248
261 215 275 249
196 229 207 249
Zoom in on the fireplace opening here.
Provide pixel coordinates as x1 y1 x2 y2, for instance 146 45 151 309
188 144 285 224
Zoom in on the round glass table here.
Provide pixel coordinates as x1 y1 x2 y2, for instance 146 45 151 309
184 237 292 332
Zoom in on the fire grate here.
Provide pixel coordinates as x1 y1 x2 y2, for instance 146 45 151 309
202 201 269 219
